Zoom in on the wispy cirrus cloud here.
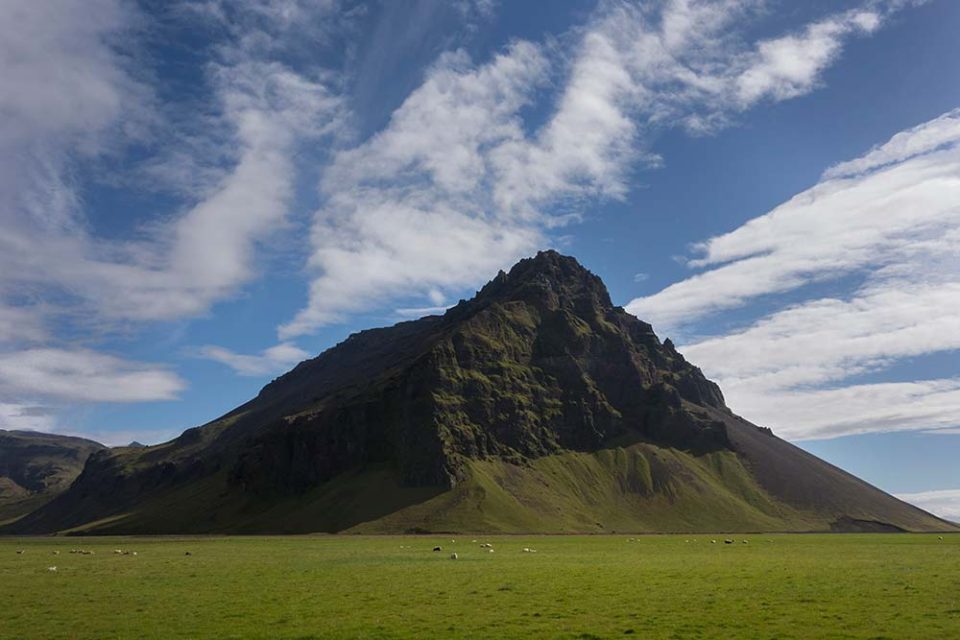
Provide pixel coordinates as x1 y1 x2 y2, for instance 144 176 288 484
199 342 310 376
0 402 58 433
0 1 346 432
0 349 184 403
628 109 960 331
633 108 960 441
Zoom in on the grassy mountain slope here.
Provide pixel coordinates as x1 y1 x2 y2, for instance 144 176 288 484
0 430 105 525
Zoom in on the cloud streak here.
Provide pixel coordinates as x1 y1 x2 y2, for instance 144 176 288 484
635 108 960 440
0 349 185 403
199 342 310 376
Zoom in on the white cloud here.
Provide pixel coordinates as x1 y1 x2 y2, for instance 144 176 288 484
0 1 350 443
0 306 47 344
897 489 960 522
283 0 909 337
0 59 345 324
0 0 348 332
735 8 881 105
280 42 550 336
199 342 310 376
721 379 960 442
634 109 960 441
0 349 185 402
0 402 57 432
824 107 960 179
627 110 960 331
0 0 149 234
683 282 960 394
395 305 452 318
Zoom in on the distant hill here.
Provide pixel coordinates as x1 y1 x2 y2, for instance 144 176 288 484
6 252 956 535
0 430 105 526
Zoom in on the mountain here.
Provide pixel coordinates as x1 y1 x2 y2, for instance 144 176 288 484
0 430 105 526
6 251 954 535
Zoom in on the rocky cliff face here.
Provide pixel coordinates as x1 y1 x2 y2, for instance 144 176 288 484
229 251 729 494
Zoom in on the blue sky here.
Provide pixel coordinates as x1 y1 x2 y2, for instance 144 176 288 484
1 0 958 519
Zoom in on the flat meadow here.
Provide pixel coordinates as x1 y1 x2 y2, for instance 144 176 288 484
1 534 957 639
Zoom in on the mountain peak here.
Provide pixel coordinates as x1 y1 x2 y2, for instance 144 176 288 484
474 250 613 312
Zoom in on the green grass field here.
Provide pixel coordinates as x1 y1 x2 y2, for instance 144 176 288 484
1 534 957 639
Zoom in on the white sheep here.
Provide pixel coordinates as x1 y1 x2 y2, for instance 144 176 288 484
450 552 458 560
47 566 57 572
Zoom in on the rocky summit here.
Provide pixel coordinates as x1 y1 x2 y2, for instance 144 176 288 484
6 252 955 535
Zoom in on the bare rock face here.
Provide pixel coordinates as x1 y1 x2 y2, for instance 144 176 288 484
228 250 730 493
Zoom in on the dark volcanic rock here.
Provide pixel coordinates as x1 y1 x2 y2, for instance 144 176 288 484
229 251 730 493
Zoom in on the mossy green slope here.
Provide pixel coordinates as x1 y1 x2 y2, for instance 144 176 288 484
349 444 820 534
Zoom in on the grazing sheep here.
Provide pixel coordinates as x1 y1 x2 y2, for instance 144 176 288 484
433 546 442 552
742 540 749 544
450 553 458 560
724 539 734 545
711 540 717 544
15 550 24 555
939 536 944 541
184 551 192 556
488 548 495 553
52 551 60 556
522 548 537 553
47 566 57 572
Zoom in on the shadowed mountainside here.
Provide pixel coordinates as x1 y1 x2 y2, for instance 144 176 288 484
6 251 955 535
0 430 105 526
